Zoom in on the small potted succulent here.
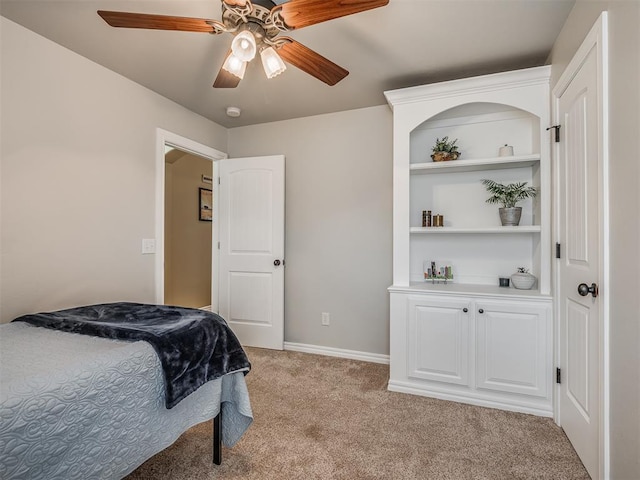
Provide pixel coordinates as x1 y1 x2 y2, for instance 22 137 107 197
481 179 538 226
431 136 460 162
511 267 537 290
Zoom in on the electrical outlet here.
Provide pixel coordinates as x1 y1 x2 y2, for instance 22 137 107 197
321 312 330 326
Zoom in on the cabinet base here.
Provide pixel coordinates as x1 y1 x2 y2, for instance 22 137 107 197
388 380 553 418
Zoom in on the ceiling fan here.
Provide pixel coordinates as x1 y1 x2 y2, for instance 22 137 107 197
98 0 388 88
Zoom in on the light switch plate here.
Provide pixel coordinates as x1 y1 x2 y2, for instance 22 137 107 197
141 239 156 254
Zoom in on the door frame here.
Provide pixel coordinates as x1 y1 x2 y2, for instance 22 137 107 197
551 12 609 478
155 128 227 309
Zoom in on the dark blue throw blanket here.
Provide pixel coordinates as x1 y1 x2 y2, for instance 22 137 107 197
13 302 251 409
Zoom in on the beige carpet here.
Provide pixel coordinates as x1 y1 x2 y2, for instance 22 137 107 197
126 347 589 479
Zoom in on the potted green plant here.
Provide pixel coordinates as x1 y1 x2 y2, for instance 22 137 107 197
431 136 460 162
481 179 538 226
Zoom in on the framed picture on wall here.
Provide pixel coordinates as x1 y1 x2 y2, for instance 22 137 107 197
199 187 212 222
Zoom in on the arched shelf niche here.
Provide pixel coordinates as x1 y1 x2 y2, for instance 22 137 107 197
409 102 542 165
406 101 546 286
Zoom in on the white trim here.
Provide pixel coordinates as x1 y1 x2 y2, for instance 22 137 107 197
551 12 609 480
385 66 552 108
388 380 553 417
155 129 227 309
284 342 390 365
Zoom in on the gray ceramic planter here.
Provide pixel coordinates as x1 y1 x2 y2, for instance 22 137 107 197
499 207 522 226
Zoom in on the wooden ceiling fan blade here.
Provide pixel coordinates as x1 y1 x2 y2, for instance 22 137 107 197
213 51 242 88
274 0 388 30
97 11 225 34
277 39 348 86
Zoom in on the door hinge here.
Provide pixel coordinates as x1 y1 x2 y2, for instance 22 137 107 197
218 177 221 185
217 242 220 250
546 125 561 143
556 242 561 259
556 367 562 384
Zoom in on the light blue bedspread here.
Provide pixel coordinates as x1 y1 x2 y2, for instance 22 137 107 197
0 322 253 480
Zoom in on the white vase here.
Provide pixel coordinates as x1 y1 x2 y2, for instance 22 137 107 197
511 272 536 290
498 145 514 156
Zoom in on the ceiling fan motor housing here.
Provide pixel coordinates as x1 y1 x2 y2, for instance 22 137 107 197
222 2 284 41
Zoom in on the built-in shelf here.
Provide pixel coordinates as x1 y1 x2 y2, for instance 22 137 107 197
410 225 541 234
389 282 552 299
387 66 553 417
410 154 540 175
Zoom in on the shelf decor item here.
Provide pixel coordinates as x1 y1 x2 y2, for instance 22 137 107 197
498 144 514 157
511 267 536 290
431 136 460 162
422 210 432 227
481 179 538 226
423 260 454 283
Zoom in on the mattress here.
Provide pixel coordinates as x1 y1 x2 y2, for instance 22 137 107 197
0 322 253 480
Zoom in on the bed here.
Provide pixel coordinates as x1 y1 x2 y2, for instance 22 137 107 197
0 303 253 480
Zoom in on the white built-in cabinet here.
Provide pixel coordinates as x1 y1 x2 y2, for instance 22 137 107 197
385 67 554 416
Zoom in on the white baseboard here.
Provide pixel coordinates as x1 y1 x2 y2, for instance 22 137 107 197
284 342 390 365
387 380 553 417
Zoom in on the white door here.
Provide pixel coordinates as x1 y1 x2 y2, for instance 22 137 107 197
557 43 602 478
217 155 285 349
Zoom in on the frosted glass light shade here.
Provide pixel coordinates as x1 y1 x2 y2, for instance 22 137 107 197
222 53 247 79
231 31 257 62
260 47 286 79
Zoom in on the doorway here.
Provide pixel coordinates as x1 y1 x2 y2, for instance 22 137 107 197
164 147 214 308
154 129 227 309
155 131 286 350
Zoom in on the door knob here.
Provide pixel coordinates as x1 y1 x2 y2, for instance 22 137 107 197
274 259 281 266
578 283 598 298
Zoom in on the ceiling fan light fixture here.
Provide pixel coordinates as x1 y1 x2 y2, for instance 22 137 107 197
260 46 287 79
231 30 257 62
222 53 247 79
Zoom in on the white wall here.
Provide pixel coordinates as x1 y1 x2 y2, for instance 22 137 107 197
228 106 393 355
0 18 227 323
548 2 640 478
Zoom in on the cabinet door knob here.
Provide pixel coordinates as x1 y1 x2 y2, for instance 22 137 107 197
274 259 281 266
478 309 484 314
462 308 468 313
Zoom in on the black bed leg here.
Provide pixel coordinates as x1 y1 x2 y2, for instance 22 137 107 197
213 411 222 465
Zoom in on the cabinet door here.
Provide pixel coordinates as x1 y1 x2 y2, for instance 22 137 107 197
407 296 471 386
475 300 550 398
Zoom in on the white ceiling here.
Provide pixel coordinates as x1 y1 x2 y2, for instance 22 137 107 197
1 0 575 128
